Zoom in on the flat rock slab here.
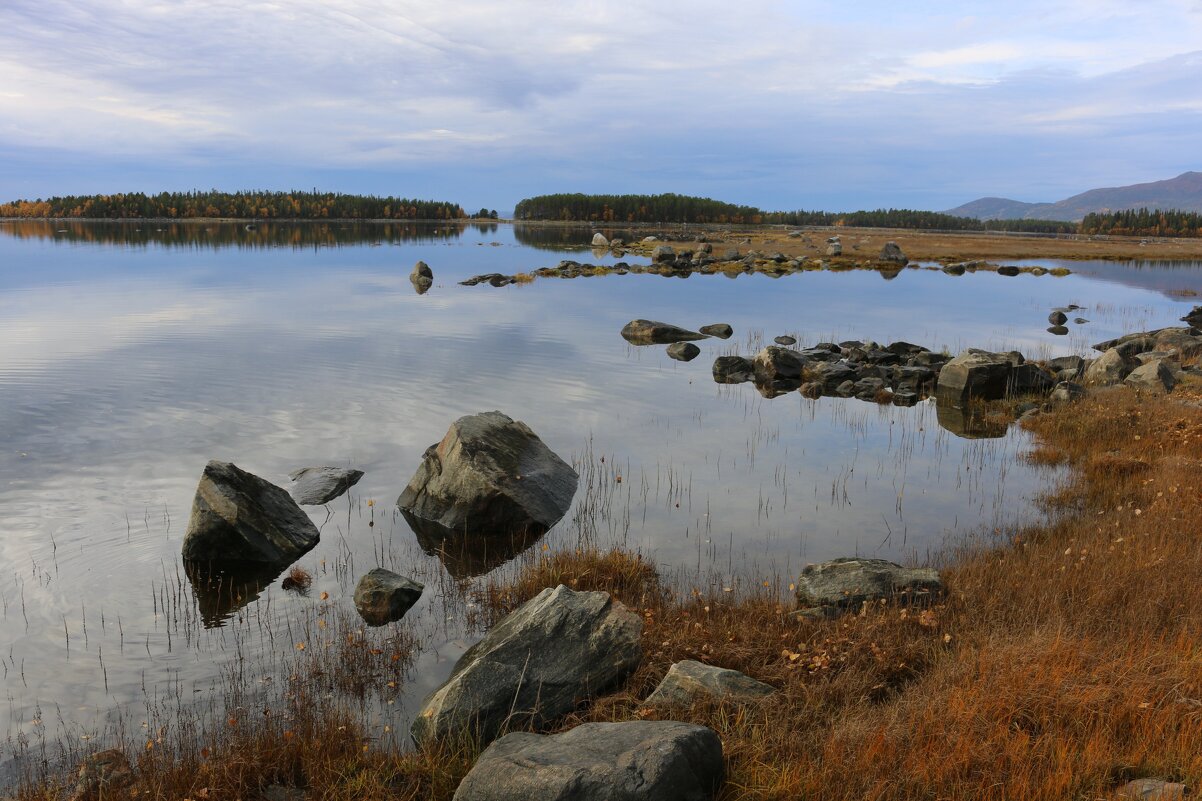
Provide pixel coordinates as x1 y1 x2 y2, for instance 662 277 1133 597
645 659 775 706
398 411 578 535
354 568 423 626
796 557 942 613
452 721 724 801
288 466 364 505
182 461 320 566
621 319 708 345
412 585 642 746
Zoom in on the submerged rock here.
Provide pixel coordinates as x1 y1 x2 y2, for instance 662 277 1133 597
621 319 708 345
645 660 775 706
182 461 320 567
397 411 578 536
452 721 724 801
288 466 364 505
353 568 423 626
412 585 642 746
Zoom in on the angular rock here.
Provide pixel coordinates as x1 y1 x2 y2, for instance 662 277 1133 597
1124 359 1176 393
1154 329 1202 359
398 412 578 536
1050 381 1086 403
590 232 609 247
1008 363 1056 396
667 342 701 362
288 466 364 505
698 323 733 339
1084 348 1137 386
411 260 433 282
812 361 860 390
825 237 842 256
354 568 423 626
412 586 642 746
712 356 754 384
621 319 708 345
1047 355 1084 377
879 241 906 263
936 350 1014 402
452 721 723 801
892 389 919 406
651 245 676 263
182 461 320 566
753 346 805 382
646 660 774 707
796 557 942 613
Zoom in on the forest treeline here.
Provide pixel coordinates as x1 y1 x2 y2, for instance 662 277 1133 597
1079 208 1202 238
0 190 465 220
512 193 1077 233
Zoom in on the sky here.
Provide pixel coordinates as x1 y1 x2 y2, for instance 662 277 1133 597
1 0 1201 213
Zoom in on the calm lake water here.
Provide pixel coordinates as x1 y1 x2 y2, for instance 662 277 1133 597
2 220 1200 783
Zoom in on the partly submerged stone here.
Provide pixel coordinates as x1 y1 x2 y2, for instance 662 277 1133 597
667 342 701 362
590 232 609 247
452 721 723 801
288 466 364 505
397 411 578 536
936 350 1014 402
645 660 775 707
795 557 942 614
698 323 733 339
621 319 708 345
353 568 423 626
182 461 320 567
412 585 642 746
712 356 755 384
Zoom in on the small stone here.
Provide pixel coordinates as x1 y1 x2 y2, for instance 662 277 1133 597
699 323 733 339
667 342 701 362
1049 311 1068 325
353 568 423 626
774 335 797 346
645 660 775 706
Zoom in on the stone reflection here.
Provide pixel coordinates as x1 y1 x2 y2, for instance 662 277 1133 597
402 510 547 579
934 389 1010 439
185 559 284 628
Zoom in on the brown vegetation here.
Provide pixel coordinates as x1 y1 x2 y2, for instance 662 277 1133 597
15 381 1202 800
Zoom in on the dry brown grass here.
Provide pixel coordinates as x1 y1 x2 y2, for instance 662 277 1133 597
17 382 1202 801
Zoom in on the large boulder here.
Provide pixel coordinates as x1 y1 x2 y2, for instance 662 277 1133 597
1084 347 1137 386
182 461 320 566
288 466 364 505
413 585 642 745
621 319 708 345
452 721 723 801
353 568 423 626
398 412 578 536
796 557 943 615
936 350 1014 402
1124 359 1176 393
753 346 805 382
651 245 676 263
1154 328 1202 360
590 232 609 247
645 660 774 706
879 241 906 263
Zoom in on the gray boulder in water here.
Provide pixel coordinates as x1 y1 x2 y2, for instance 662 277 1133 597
667 342 701 361
398 411 578 535
590 232 609 247
412 585 643 746
936 349 1014 402
182 461 320 566
452 721 724 801
288 466 364 505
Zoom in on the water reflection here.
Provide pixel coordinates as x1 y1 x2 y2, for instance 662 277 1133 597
185 560 284 628
0 219 499 249
402 511 548 580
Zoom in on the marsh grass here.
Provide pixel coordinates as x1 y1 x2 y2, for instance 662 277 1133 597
13 376 1202 800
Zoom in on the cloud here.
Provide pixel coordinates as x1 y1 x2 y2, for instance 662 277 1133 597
0 1 1200 209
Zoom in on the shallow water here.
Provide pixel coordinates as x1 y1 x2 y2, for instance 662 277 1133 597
1 221 1199 782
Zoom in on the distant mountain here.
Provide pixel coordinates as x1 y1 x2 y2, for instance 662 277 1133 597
946 171 1202 222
